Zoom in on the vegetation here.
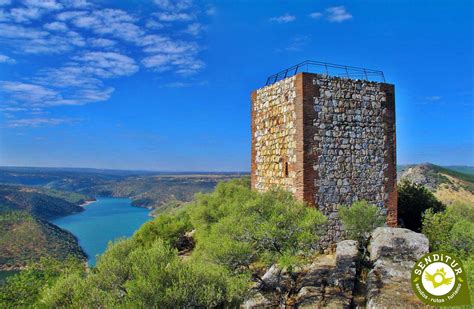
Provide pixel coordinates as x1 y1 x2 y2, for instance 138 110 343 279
0 184 85 220
0 257 84 307
422 202 473 260
0 211 86 269
339 200 385 246
398 163 474 206
0 179 328 307
397 180 445 231
422 202 474 303
0 166 244 212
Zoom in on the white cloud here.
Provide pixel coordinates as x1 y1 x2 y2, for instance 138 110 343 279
140 35 198 54
67 9 144 43
0 22 48 39
154 0 192 12
154 12 194 22
88 38 116 48
0 54 15 64
44 21 68 31
9 7 43 23
6 117 75 127
270 13 295 23
73 52 139 78
0 0 206 125
309 12 322 19
56 10 87 21
23 0 63 10
284 35 310 52
145 19 164 29
326 6 352 23
205 6 216 16
426 96 442 101
0 81 60 106
185 22 205 36
142 53 204 74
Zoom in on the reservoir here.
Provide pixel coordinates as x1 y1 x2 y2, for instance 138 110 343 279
52 197 150 265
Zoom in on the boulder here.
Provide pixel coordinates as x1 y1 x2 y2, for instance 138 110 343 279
241 291 275 309
369 227 428 262
259 264 292 292
366 227 429 309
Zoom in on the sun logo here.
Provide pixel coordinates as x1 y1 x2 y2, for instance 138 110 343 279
424 268 453 288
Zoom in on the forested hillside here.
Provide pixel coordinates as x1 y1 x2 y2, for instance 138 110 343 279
0 185 88 220
0 212 85 270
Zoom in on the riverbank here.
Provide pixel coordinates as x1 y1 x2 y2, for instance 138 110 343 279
80 200 97 207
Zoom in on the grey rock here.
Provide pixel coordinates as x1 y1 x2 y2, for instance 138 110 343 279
369 227 429 262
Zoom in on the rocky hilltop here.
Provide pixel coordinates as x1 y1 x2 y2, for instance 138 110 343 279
243 227 429 308
399 163 474 206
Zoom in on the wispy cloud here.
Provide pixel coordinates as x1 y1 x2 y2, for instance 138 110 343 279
0 0 208 126
285 35 310 51
5 117 77 128
309 12 322 19
154 12 194 22
326 6 352 23
270 13 295 23
425 96 442 101
0 53 15 63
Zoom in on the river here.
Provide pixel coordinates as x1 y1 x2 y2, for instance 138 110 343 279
52 197 151 266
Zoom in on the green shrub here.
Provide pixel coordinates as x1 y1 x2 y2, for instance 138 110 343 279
0 257 84 307
25 179 328 307
41 239 247 308
339 200 385 245
188 180 327 271
133 210 192 248
422 203 474 260
397 180 445 231
422 203 474 304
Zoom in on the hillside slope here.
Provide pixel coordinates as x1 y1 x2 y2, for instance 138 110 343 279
0 212 86 270
398 163 474 206
0 185 88 220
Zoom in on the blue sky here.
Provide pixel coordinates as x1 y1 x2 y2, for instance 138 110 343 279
0 0 472 171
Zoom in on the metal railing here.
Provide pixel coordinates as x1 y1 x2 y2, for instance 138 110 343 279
265 60 386 86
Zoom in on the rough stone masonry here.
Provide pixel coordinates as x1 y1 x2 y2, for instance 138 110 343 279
251 72 397 244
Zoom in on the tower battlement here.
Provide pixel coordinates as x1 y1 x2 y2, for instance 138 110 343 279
251 68 397 244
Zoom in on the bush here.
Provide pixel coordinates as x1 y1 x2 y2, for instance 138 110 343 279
422 203 474 304
339 200 385 245
188 180 327 271
0 257 84 307
40 240 247 308
397 180 445 231
422 203 474 260
133 210 192 248
22 179 328 307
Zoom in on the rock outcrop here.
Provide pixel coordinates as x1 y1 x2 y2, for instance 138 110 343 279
366 227 429 308
242 240 359 308
242 228 429 309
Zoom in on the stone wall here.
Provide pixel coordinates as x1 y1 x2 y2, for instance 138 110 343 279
251 76 298 194
251 72 397 244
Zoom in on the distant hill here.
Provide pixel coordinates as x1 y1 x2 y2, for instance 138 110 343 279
0 212 86 270
0 184 89 220
0 167 246 212
398 163 474 206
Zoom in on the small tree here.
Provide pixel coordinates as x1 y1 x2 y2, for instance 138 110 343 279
339 200 385 247
397 180 445 232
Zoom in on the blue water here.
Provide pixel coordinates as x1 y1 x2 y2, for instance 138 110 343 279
52 197 150 266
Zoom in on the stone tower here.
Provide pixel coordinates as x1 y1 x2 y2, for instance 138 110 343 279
251 62 397 243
